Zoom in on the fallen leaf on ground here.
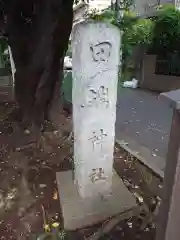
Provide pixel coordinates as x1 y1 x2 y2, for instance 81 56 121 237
133 192 144 203
53 190 58 200
52 222 60 228
44 224 50 233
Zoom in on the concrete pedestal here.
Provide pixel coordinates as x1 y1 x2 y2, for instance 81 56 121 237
56 170 137 230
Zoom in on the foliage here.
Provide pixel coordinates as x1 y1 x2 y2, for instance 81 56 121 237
152 4 180 55
88 7 153 60
122 17 154 59
88 3 180 57
0 38 11 71
87 3 154 80
88 8 117 25
88 3 180 77
123 18 154 45
122 0 134 11
34 205 67 240
36 231 66 240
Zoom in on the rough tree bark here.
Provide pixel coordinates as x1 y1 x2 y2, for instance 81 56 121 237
0 0 74 130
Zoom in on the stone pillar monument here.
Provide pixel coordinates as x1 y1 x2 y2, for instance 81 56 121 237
57 21 136 231
72 21 120 198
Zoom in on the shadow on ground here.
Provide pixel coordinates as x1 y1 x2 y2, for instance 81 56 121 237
0 102 158 240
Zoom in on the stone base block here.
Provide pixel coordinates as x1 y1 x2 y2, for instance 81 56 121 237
56 170 137 230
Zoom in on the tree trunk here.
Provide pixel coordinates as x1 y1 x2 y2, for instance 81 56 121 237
4 0 74 130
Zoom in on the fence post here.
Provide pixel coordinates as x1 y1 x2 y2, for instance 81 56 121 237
156 89 180 240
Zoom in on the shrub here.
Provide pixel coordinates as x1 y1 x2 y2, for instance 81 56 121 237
122 16 154 59
152 4 180 55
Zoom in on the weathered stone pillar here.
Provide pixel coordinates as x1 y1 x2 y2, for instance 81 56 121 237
57 21 137 231
72 21 120 198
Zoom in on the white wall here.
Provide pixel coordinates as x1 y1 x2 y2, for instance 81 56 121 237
133 0 159 15
133 0 175 16
88 0 111 11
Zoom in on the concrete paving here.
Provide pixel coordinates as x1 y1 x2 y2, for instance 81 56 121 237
115 88 173 177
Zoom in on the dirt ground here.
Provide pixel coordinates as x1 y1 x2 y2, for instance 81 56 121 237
0 102 162 240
